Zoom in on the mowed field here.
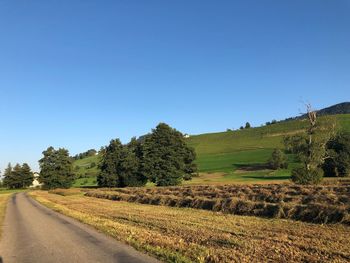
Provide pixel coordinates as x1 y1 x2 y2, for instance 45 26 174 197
85 181 350 225
30 190 350 263
73 114 350 186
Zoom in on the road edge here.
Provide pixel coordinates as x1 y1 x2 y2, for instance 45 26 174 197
27 192 161 263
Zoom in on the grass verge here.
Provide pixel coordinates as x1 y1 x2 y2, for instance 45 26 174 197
0 191 15 237
30 191 350 263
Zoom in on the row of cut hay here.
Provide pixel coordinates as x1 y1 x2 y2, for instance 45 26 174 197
106 183 350 196
48 188 82 196
97 184 350 206
85 190 350 225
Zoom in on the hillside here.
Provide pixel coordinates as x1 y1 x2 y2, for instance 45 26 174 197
73 114 350 186
186 114 350 183
316 102 350 115
285 102 350 121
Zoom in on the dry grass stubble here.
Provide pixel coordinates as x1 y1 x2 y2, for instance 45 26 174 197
30 191 350 263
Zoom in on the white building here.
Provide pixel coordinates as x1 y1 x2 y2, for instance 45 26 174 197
30 172 42 188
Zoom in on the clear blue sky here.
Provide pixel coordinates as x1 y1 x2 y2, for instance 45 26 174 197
0 1 349 172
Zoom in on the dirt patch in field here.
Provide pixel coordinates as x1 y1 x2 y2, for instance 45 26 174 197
234 164 271 173
196 172 227 178
264 129 305 137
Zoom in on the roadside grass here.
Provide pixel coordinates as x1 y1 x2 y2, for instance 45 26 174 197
0 193 11 237
0 188 27 194
30 191 350 263
0 189 25 237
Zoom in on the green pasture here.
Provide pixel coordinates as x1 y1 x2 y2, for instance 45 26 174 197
72 114 350 185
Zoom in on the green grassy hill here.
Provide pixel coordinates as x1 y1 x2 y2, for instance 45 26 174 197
73 155 100 186
73 114 350 185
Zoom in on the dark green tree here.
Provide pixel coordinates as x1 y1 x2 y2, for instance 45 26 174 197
97 139 123 187
3 163 33 189
39 147 74 189
89 162 97 169
268 149 288 170
10 164 22 189
119 138 147 187
3 163 34 189
323 132 350 177
183 146 198 180
98 138 148 187
20 163 34 188
2 163 13 188
122 137 148 186
142 123 197 186
245 122 251 129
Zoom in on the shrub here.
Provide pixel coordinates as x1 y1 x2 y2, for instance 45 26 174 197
323 132 350 177
291 167 323 185
268 149 288 170
89 162 97 169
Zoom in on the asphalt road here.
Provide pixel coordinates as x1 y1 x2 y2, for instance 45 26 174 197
0 193 160 263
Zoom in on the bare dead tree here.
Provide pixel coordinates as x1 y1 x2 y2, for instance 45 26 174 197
306 103 317 127
302 103 336 171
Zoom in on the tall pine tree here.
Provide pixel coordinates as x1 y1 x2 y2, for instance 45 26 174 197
3 163 13 188
2 163 34 189
21 163 34 188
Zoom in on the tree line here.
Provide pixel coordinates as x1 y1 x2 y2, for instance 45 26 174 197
98 123 197 187
72 149 97 160
36 123 197 189
1 163 34 189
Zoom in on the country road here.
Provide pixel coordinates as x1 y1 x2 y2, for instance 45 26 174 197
0 193 160 263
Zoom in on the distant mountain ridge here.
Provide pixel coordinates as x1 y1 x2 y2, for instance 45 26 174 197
314 102 350 116
285 102 350 121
